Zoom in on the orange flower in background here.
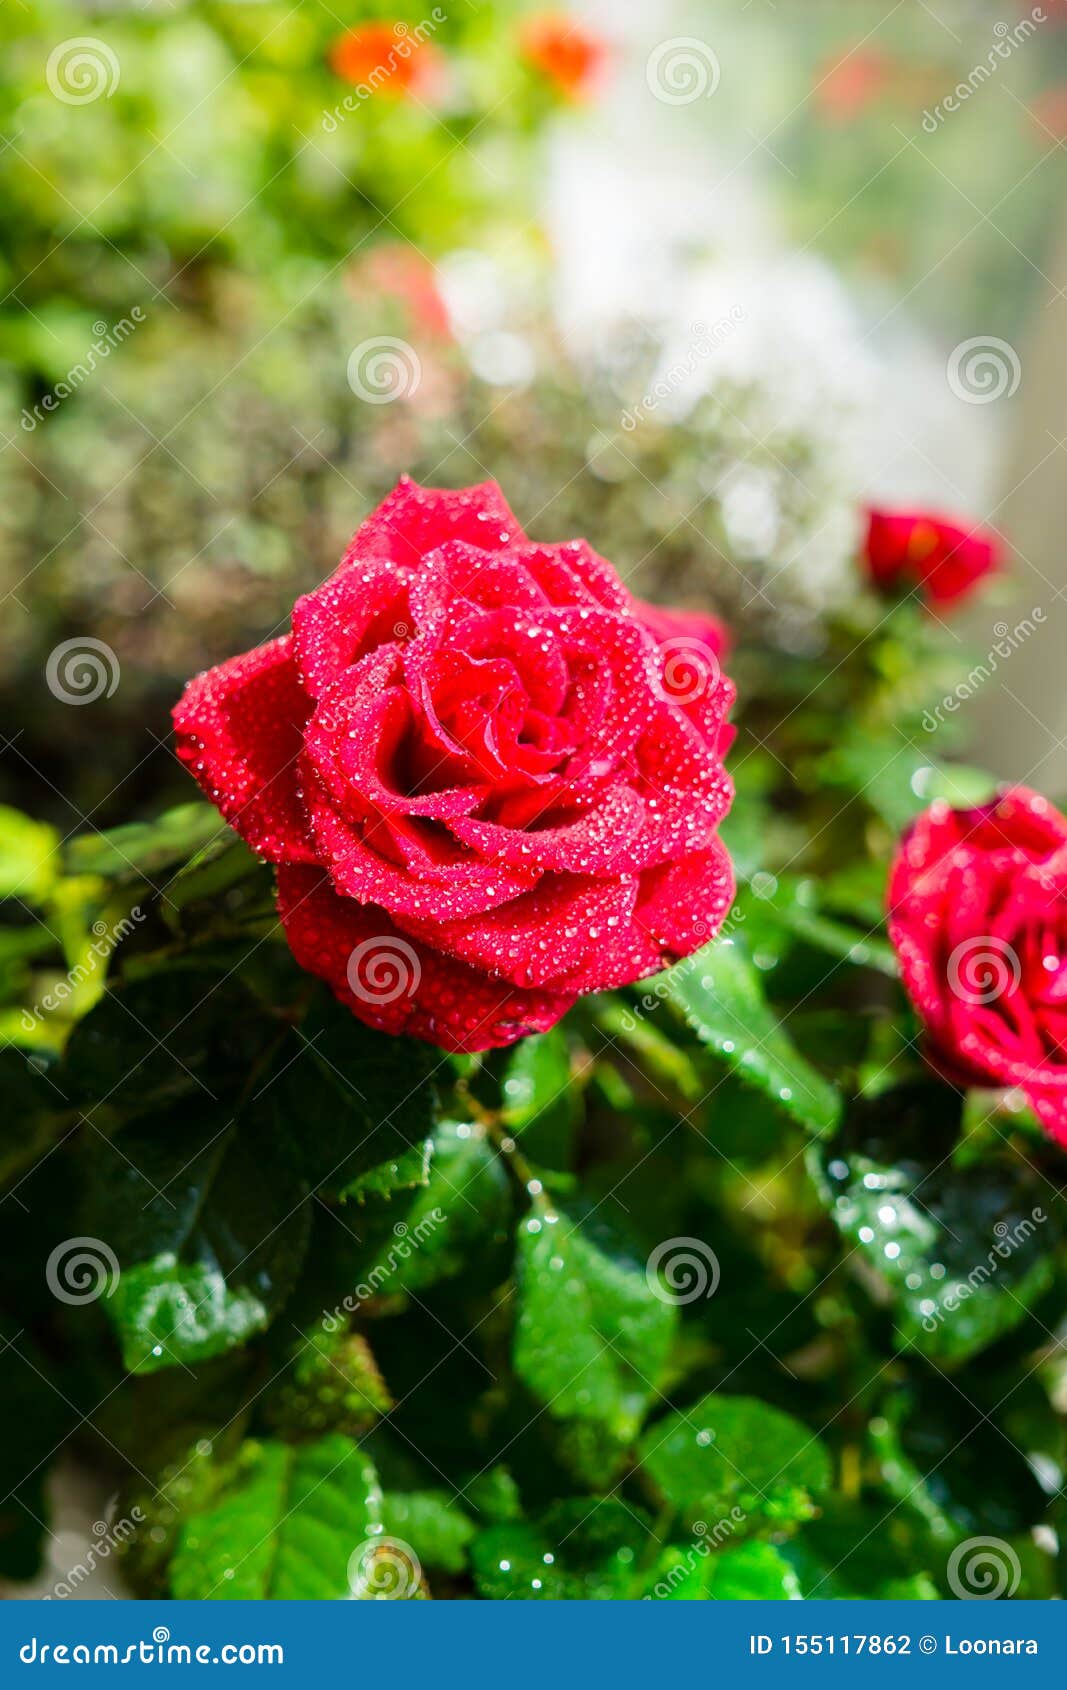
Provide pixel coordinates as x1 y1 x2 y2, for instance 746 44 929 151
519 13 608 100
814 47 893 123
329 21 442 99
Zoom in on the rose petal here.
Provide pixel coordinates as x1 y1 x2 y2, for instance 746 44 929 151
173 636 315 864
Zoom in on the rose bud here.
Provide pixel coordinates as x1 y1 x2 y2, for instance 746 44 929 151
863 507 1001 609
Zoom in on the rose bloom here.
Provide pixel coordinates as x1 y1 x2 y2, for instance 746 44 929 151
519 14 608 99
863 507 1001 609
328 22 442 98
888 786 1067 1145
174 479 735 1052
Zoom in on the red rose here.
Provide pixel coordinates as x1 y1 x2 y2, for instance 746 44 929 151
174 478 735 1052
863 508 1001 608
888 786 1067 1145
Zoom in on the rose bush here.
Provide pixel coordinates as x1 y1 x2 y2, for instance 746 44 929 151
174 477 735 1051
888 785 1067 1144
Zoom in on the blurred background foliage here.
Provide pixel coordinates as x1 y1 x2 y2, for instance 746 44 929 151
4 0 1067 823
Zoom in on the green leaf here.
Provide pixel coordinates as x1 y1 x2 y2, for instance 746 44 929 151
265 1329 392 1440
663 939 842 1137
62 970 274 1122
812 1082 1057 1364
639 1394 831 1528
500 1028 577 1167
382 1490 476 1573
171 1436 384 1599
783 1499 939 1600
163 837 264 922
647 1538 803 1600
87 1104 310 1372
271 993 437 1201
471 1500 652 1600
343 1140 433 1204
514 1204 676 1440
63 802 223 883
742 873 897 978
464 1465 523 1525
871 1377 1049 1545
818 735 996 833
321 1120 511 1301
0 805 59 903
